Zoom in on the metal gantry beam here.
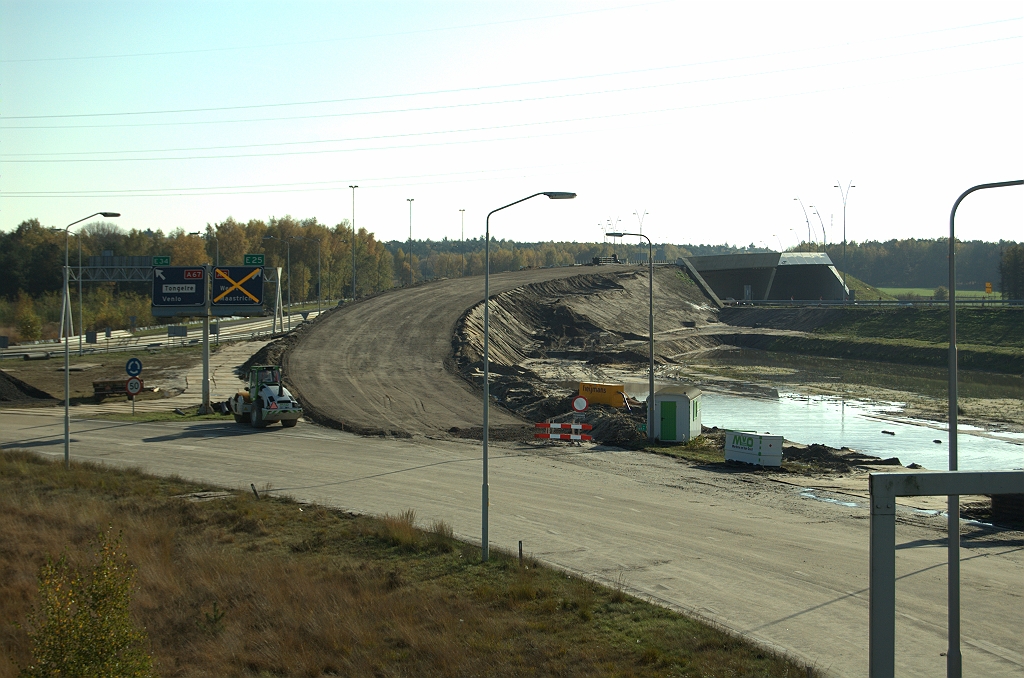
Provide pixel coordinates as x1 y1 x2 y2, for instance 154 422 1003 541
868 470 1024 678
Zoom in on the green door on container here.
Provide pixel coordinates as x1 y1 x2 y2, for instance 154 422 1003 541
660 400 676 440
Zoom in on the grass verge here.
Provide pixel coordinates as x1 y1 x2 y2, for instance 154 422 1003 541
0 449 817 677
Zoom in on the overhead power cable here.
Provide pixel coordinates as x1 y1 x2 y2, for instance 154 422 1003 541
2 33 1018 136
1 59 1019 166
0 0 671 64
1 15 1019 121
1 161 578 196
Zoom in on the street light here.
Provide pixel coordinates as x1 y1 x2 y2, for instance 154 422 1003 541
63 211 119 470
606 231 654 445
407 198 414 244
834 181 855 302
808 206 827 251
292 236 322 314
349 185 358 300
633 210 648 235
945 179 1022 678
482 191 575 562
793 198 812 250
460 208 466 276
263 236 293 331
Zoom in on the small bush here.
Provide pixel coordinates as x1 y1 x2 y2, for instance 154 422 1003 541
381 509 418 549
426 519 455 553
19 527 153 677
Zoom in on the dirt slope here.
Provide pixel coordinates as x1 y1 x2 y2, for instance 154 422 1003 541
284 266 617 437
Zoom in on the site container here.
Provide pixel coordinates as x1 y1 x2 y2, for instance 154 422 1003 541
724 430 783 467
653 385 702 442
578 382 627 407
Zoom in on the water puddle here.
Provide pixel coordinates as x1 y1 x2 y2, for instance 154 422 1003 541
697 391 1023 471
799 489 859 508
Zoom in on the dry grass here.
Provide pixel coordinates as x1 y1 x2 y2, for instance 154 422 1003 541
0 449 819 677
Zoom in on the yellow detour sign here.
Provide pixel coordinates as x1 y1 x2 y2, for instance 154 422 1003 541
579 382 626 407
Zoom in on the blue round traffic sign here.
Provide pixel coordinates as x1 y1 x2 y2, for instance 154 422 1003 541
125 358 143 377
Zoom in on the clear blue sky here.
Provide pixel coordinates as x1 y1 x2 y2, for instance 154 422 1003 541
2 0 1021 248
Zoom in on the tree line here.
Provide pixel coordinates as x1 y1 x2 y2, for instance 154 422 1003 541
1 215 1020 342
810 238 1019 291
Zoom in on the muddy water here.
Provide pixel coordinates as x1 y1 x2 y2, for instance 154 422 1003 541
624 382 1023 470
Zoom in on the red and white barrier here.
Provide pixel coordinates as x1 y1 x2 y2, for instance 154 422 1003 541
534 422 592 431
534 433 593 441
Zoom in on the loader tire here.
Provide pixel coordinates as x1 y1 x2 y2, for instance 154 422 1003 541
281 418 298 428
251 403 267 429
233 413 247 424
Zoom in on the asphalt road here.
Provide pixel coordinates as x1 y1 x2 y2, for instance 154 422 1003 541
285 266 601 436
2 410 1021 678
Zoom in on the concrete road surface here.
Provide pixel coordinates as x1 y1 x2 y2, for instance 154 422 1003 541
285 266 604 436
2 410 1021 678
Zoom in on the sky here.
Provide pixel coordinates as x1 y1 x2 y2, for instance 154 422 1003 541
1 0 1022 249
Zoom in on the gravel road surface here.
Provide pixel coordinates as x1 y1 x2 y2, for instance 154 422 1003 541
285 266 607 436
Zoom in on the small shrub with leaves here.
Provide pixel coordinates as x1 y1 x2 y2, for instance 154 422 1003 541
18 527 153 678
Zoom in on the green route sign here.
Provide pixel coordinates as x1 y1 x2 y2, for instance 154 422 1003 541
152 256 170 266
243 254 265 266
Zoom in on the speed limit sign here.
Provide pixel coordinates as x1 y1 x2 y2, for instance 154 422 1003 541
125 377 144 396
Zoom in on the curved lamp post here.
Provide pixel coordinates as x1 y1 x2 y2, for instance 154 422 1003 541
793 197 812 250
834 181 855 302
64 212 119 470
633 210 648 235
945 179 1022 677
349 185 358 299
607 231 654 444
482 191 575 562
809 206 827 251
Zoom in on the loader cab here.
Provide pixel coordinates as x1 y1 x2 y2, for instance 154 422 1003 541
250 366 282 394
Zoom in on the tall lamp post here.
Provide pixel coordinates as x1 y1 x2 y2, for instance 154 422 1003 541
809 206 827 251
482 191 575 562
407 198 414 244
945 179 1022 678
834 181 855 302
460 208 466 275
292 236 322 314
633 210 648 235
63 212 119 470
263 235 293 331
607 231 654 444
77 233 84 356
349 185 358 300
793 197 812 250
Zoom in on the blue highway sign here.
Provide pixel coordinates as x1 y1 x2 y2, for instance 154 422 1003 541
152 267 206 307
125 358 143 377
212 267 263 306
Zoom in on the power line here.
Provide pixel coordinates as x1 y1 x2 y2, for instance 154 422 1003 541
0 1 671 64
2 33 1018 137
1 58 1020 165
2 16 1019 122
0 161 578 196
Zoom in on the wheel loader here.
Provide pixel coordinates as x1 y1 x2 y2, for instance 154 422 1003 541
227 365 303 428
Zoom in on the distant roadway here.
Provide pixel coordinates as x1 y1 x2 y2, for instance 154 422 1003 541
286 266 597 436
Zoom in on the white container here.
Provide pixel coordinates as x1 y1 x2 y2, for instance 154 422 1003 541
653 385 702 443
724 430 784 467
